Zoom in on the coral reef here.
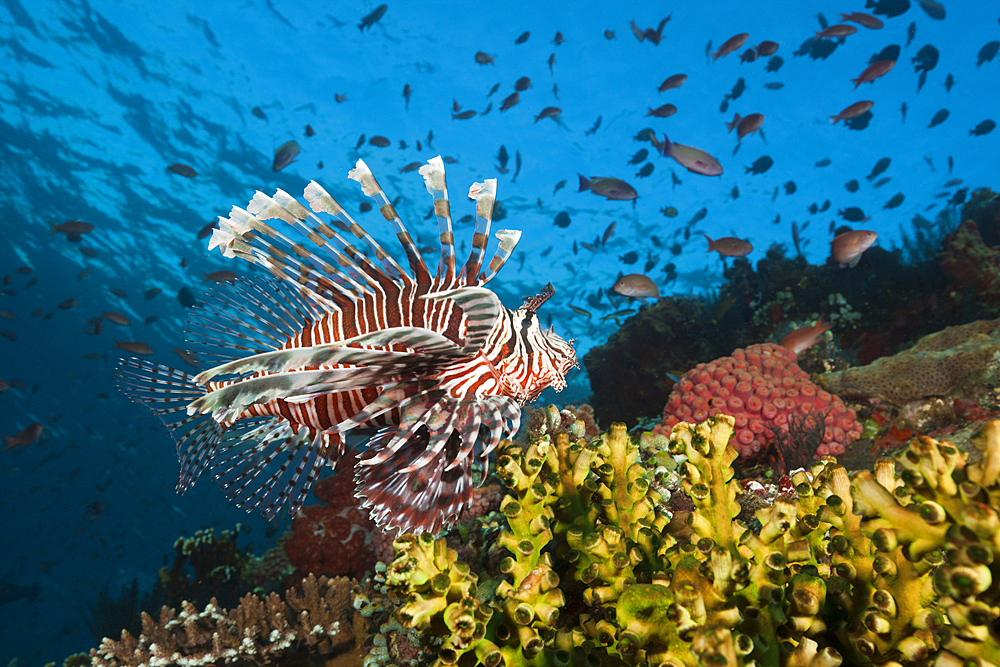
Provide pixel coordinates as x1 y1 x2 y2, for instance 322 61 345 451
90 573 360 667
940 219 1000 309
158 526 253 610
284 453 378 580
818 317 1000 408
653 343 861 461
382 413 1000 666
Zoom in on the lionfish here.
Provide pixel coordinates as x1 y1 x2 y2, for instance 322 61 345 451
116 157 576 533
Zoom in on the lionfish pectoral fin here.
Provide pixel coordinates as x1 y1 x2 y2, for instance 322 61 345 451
355 427 472 534
114 358 222 493
419 286 502 354
211 419 334 520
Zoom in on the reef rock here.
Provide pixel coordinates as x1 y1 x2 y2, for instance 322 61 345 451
818 317 1000 407
939 220 1000 306
652 342 861 459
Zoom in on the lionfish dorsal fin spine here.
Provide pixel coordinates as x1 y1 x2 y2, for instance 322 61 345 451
418 156 457 284
349 158 431 285
479 228 522 285
463 179 497 285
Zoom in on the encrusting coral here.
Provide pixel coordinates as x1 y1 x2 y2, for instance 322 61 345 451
89 573 359 667
818 316 1000 407
382 408 1000 667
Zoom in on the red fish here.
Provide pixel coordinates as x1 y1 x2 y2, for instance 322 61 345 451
851 60 895 88
577 175 638 201
712 33 749 61
4 423 43 450
830 230 877 267
755 41 779 56
612 274 660 302
839 12 883 29
815 24 857 39
700 232 752 257
780 316 833 355
660 134 723 176
830 101 874 124
725 113 764 140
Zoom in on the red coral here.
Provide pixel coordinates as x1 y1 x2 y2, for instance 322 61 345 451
652 343 862 459
283 453 377 578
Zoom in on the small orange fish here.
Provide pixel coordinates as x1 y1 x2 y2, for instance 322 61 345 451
839 12 883 29
577 175 638 201
830 101 874 124
4 423 43 450
830 230 877 267
273 140 301 171
114 340 154 356
780 316 834 355
815 24 857 39
725 113 764 140
660 134 723 176
534 107 562 123
700 232 752 257
755 40 779 56
712 33 749 61
851 59 895 88
612 274 660 302
102 311 131 326
646 104 677 118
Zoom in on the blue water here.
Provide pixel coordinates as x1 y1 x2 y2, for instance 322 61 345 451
1 0 997 663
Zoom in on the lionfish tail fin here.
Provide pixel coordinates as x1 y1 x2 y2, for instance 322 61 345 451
114 358 222 493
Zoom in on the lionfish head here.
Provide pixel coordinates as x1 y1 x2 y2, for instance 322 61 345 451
513 283 578 403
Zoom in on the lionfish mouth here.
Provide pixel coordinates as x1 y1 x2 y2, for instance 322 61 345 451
115 156 576 535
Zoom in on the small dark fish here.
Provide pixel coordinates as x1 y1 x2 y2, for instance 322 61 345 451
845 179 859 192
901 101 907 124
358 4 387 31
369 135 391 147
815 158 831 167
474 51 496 65
143 288 162 300
820 200 831 212
202 270 239 283
273 140 300 171
763 82 784 90
646 103 677 118
58 298 76 309
911 45 939 73
765 56 783 72
628 149 649 165
884 193 904 209
906 22 916 47
534 106 562 123
948 156 953 173
771 186 779 202
552 31 564 46
727 77 746 101
553 179 566 194
839 207 866 222
917 0 945 20
604 30 615 40
500 92 520 112
585 116 602 135
731 186 740 199
167 163 196 178
360 202 372 213
452 110 476 120
869 0 910 19
548 53 556 72
808 203 819 214
251 106 266 120
553 211 571 228
355 134 366 149
177 287 196 308
873 177 891 188
951 188 969 205
635 163 654 178
944 74 955 91
514 76 531 92
784 181 796 195
978 41 1000 67
927 109 949 128
402 84 411 109
688 208 708 225
515 31 530 44
866 157 891 181
924 156 936 172
487 83 500 98
970 120 996 136
512 150 522 183
619 251 638 265
602 223 616 246
304 124 315 137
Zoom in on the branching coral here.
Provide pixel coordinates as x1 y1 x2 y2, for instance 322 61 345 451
383 410 1000 667
90 573 356 667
